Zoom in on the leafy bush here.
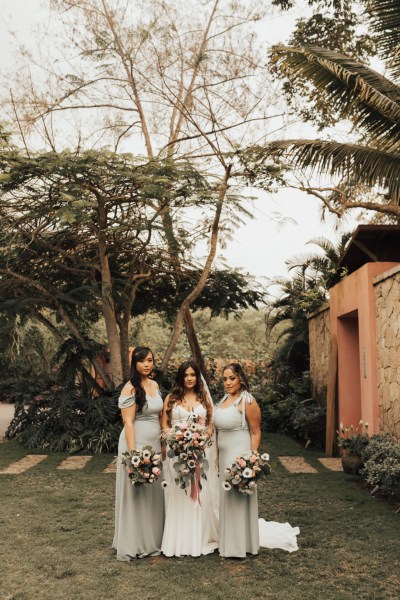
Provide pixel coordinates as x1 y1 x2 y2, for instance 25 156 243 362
361 433 396 462
257 372 326 447
290 400 326 448
338 434 370 456
7 385 122 453
360 435 400 498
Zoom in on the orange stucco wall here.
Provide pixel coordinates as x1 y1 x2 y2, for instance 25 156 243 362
329 262 398 434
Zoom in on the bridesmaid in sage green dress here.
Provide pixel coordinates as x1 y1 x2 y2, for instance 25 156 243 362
113 346 165 561
214 362 262 558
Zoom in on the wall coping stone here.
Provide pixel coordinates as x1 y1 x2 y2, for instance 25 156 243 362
307 303 330 320
373 263 400 286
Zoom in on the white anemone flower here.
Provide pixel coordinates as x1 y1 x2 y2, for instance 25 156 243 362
190 423 198 432
242 467 254 478
131 456 141 467
261 453 270 462
188 460 196 469
142 449 152 460
222 481 232 491
183 431 193 440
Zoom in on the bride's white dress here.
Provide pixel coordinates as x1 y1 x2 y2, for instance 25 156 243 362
161 404 219 557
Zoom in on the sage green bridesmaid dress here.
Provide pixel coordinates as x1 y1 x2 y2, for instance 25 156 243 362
214 392 259 557
112 391 165 561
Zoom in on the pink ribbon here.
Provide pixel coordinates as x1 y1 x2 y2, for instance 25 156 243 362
190 463 202 506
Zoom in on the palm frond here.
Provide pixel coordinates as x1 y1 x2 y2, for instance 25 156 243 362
285 252 322 271
270 46 400 152
268 139 400 202
368 0 400 80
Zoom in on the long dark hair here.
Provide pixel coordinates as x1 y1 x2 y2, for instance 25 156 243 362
166 361 212 427
129 346 154 412
223 362 250 391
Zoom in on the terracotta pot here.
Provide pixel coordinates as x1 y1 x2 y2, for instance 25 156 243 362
341 454 364 475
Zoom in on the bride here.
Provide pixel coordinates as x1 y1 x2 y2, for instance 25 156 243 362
161 361 219 557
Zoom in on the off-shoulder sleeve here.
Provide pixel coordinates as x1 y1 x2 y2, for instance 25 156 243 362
118 394 136 409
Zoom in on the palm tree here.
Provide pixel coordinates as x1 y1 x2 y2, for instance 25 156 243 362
268 0 400 219
285 232 352 289
268 231 351 371
268 270 326 373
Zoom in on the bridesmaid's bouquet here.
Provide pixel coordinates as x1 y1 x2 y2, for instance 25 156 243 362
121 446 162 486
164 414 210 502
222 451 271 495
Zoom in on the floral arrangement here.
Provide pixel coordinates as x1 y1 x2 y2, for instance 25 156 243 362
164 413 210 502
337 420 369 455
223 450 271 495
121 446 162 486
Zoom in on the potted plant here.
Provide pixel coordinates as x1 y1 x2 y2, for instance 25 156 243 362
337 422 369 475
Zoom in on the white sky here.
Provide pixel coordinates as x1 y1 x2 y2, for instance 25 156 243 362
0 0 359 285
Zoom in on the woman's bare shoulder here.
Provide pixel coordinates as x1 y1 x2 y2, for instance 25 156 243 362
121 382 135 397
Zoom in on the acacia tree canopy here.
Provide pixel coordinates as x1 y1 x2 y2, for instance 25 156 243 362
0 147 267 386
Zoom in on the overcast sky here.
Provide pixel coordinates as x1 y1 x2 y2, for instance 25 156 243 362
0 0 358 285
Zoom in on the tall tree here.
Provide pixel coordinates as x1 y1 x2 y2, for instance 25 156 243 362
4 0 281 370
0 149 213 387
262 1 400 220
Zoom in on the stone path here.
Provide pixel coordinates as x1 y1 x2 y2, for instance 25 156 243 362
0 455 341 475
279 456 318 473
57 456 93 470
0 455 48 475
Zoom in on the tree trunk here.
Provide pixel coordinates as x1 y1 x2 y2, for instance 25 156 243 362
183 307 208 382
98 202 124 387
118 311 131 382
161 165 231 370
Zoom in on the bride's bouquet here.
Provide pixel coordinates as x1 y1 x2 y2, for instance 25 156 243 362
164 414 210 503
121 446 162 486
222 450 271 495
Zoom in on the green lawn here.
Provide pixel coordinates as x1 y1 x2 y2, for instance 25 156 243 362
0 434 399 600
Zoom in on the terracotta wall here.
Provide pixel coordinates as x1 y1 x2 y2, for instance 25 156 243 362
308 304 330 403
374 265 400 440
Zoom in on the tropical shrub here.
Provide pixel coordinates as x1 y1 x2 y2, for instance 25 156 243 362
290 400 326 448
258 371 326 447
338 434 370 456
361 434 400 498
7 385 121 454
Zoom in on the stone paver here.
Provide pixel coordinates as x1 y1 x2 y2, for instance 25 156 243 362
279 456 318 473
0 454 340 475
103 459 117 473
318 457 343 472
0 454 47 474
57 456 93 470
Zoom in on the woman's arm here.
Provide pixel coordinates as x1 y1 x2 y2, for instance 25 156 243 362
161 394 171 432
245 397 262 452
121 404 137 452
119 383 137 452
160 394 172 460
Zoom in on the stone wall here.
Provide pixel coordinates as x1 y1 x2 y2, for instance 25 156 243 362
374 265 400 440
308 304 331 403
